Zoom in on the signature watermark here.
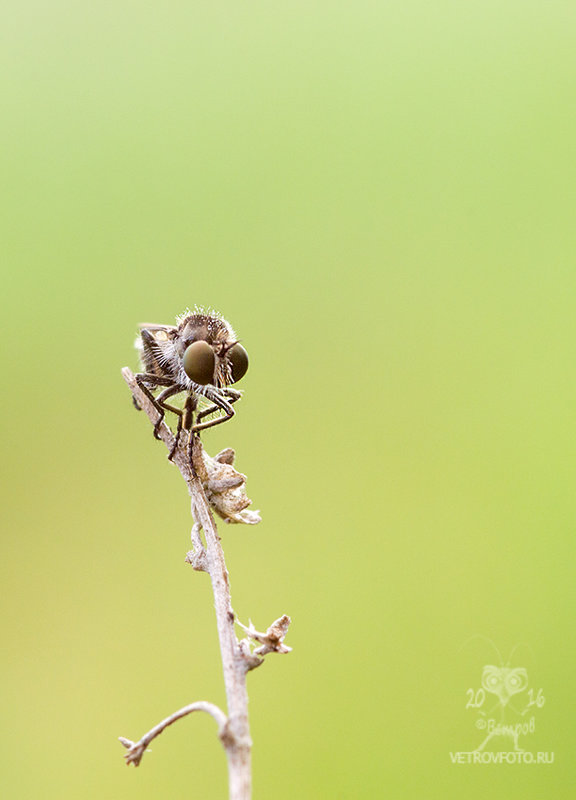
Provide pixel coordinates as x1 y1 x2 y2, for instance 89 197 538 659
451 638 553 764
450 751 553 764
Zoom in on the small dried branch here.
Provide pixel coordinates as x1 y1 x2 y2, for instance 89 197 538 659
237 615 293 656
120 368 291 800
119 701 227 767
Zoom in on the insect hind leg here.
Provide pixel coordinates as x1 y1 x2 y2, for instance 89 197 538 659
134 372 177 440
153 385 186 440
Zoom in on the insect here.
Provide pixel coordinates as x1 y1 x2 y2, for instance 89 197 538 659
134 308 249 460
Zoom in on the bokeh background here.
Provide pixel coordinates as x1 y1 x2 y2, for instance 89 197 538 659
2 2 575 797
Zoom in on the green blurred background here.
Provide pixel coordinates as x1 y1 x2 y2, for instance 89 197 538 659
2 1 575 797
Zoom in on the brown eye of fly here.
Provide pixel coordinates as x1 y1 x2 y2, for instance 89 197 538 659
182 340 215 385
228 343 249 384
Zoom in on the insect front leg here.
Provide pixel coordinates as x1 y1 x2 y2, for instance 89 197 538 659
182 392 236 466
194 388 242 427
192 392 236 433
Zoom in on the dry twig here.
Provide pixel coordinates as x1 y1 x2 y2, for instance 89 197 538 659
119 368 291 800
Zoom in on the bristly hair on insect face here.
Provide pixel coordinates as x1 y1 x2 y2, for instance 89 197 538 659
176 305 225 326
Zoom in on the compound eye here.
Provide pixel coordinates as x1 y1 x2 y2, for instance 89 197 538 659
183 341 215 385
228 343 249 383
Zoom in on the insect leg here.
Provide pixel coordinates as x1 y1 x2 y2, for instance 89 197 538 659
192 392 235 433
153 385 184 438
134 372 175 389
184 393 236 465
134 373 176 439
195 389 241 426
169 413 183 462
171 395 195 462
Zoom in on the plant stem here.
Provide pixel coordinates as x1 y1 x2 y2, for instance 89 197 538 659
188 448 252 800
121 368 252 799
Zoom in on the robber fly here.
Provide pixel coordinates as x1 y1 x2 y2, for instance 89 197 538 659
134 308 249 460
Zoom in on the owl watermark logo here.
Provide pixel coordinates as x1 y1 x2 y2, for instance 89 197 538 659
450 638 552 764
469 663 542 752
